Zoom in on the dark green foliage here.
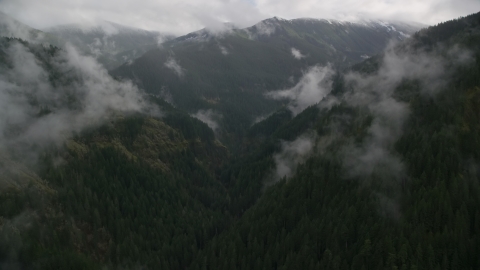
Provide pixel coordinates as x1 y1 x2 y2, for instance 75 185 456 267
185 11 480 270
248 108 292 138
164 112 215 142
42 146 228 269
2 11 480 270
16 109 231 268
45 21 173 70
412 12 480 48
111 18 419 138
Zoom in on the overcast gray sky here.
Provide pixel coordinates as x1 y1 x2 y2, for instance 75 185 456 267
1 0 479 35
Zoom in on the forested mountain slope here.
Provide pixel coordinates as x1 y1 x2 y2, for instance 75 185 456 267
0 37 231 269
46 21 173 69
0 11 479 270
111 17 422 138
0 12 60 46
189 12 480 269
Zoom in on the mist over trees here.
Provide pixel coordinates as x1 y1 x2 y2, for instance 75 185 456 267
0 10 480 270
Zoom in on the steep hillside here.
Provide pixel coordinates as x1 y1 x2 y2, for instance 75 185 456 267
111 17 422 139
170 17 421 64
189 12 480 269
0 12 60 46
2 11 480 270
237 17 420 64
0 38 230 269
46 21 174 69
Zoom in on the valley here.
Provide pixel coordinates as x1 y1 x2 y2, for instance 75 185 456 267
0 9 479 270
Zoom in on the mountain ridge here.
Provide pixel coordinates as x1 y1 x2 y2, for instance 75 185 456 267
0 11 61 46
112 16 423 142
1 10 480 270
45 20 174 69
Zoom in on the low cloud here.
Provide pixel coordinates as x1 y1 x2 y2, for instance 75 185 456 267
271 132 316 181
266 65 335 115
191 109 221 132
333 42 473 216
254 20 276 36
164 57 185 77
56 20 122 36
1 0 479 38
96 21 120 36
0 40 152 160
244 18 283 39
158 86 175 105
252 111 275 125
86 36 118 57
291 47 305 59
340 50 417 179
197 18 237 36
156 35 167 46
218 44 229 55
0 12 48 43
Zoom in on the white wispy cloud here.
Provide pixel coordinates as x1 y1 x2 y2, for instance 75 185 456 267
1 0 478 36
164 57 185 77
191 109 222 132
266 65 335 115
291 47 305 59
0 41 154 156
271 132 316 181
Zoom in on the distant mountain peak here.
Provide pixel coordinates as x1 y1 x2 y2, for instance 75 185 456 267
248 17 287 37
45 20 162 37
45 20 174 69
0 11 60 45
242 16 423 41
